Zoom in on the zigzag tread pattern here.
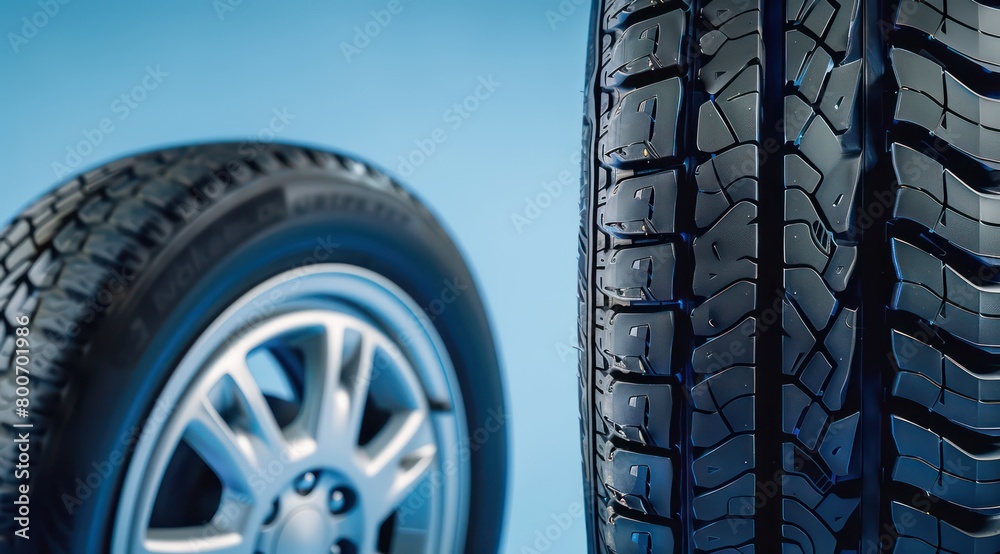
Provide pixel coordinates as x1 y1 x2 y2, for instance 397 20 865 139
888 1 1000 552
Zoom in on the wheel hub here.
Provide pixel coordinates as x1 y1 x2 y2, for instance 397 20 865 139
260 470 361 554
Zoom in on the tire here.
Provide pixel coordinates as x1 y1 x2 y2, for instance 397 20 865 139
579 0 1000 552
0 143 506 553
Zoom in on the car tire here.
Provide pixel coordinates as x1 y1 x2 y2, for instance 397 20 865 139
579 0 1000 552
0 143 506 553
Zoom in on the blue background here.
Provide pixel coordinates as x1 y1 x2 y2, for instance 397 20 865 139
0 1 590 552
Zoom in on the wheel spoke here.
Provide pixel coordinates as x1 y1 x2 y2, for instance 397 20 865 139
310 322 376 448
226 358 289 461
310 320 347 444
343 333 376 445
184 399 258 493
183 353 290 496
362 410 437 522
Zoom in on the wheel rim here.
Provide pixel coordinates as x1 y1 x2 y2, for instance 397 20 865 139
111 265 469 554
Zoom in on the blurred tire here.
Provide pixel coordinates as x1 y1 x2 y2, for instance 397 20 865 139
0 143 506 553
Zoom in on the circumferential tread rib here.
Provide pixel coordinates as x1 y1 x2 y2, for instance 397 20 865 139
690 1 762 551
889 3 1000 550
588 2 692 552
781 1 864 553
584 0 765 551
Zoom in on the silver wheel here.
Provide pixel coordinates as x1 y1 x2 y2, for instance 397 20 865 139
111 265 469 554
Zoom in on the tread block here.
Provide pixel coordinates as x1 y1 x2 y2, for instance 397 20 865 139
602 511 675 554
691 365 755 448
598 378 674 447
891 238 1000 347
699 37 762 96
694 144 760 229
599 243 678 302
600 170 679 237
607 11 687 84
817 412 859 477
783 498 838 554
603 0 688 29
599 311 675 375
896 0 1000 72
693 201 759 298
783 300 818 377
702 0 760 27
893 455 1000 510
894 279 1000 348
784 268 836 330
599 446 674 516
893 370 1000 430
892 329 1000 404
892 416 1000 482
692 473 756 521
698 66 762 152
602 78 684 163
693 434 755 489
818 60 862 133
691 281 756 336
890 500 1000 554
691 365 755 412
796 116 862 234
692 317 756 375
892 47 1000 163
819 309 856 411
892 143 1000 259
784 443 834 498
692 517 755 551
785 189 858 293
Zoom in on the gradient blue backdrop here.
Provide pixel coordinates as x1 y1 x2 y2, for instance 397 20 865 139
0 1 590 552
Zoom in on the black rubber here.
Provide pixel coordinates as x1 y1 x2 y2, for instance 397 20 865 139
579 0 1000 552
0 143 506 552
